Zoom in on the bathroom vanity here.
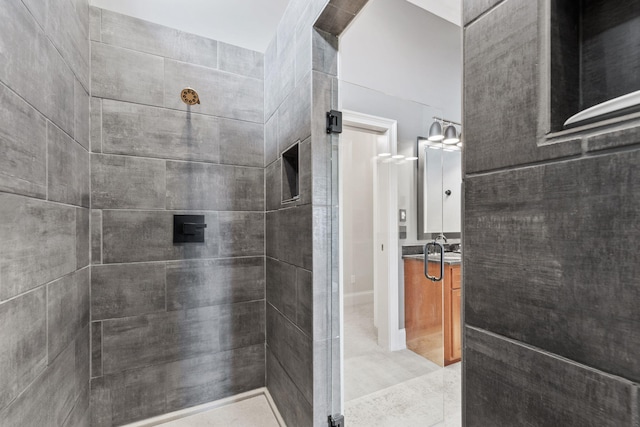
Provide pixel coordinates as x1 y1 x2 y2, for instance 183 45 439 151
404 254 461 366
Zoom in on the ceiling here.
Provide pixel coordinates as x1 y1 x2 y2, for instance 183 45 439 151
89 0 290 52
90 0 461 53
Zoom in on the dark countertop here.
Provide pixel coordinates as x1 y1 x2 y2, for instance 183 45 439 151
402 253 462 265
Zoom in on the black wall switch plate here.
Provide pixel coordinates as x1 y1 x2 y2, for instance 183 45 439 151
173 215 207 243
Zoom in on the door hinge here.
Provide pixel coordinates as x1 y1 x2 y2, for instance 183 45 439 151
329 414 345 427
327 110 343 134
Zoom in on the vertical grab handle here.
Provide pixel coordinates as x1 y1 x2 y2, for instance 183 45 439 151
424 242 445 282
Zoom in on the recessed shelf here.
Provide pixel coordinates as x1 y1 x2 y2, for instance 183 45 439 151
550 0 640 132
281 142 300 204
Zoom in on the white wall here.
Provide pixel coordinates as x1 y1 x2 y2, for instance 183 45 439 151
341 128 377 302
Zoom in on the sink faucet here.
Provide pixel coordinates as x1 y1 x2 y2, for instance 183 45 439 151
435 233 448 244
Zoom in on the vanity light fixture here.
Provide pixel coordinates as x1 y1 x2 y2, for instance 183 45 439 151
427 120 444 141
392 154 405 159
378 152 391 157
406 156 419 161
443 124 460 145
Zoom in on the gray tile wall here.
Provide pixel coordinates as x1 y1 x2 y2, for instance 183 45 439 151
0 0 90 426
89 8 266 426
263 1 347 426
463 0 640 424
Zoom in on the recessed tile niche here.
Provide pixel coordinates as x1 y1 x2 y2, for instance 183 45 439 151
282 142 300 203
550 0 640 131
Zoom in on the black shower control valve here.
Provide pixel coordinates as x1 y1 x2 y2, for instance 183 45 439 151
173 215 207 243
182 222 207 235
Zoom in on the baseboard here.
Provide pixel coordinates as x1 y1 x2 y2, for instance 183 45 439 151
123 387 286 427
344 290 374 307
390 327 407 351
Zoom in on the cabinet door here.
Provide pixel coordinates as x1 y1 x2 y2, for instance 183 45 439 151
451 288 461 361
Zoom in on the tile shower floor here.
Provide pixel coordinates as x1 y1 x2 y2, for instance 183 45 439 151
344 302 462 427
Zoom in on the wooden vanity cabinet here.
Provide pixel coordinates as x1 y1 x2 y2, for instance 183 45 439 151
404 259 461 366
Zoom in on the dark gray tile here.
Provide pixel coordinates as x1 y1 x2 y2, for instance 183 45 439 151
166 257 265 311
91 42 164 106
91 154 166 209
76 208 90 269
90 362 166 427
278 72 311 155
164 59 263 123
271 205 312 270
328 0 369 15
48 268 90 362
47 123 90 207
91 210 102 265
74 80 90 150
0 82 47 198
266 349 313 427
165 161 264 211
266 257 297 322
465 150 640 382
264 37 295 121
101 99 220 162
465 327 636 426
62 380 90 427
0 288 47 410
101 301 265 375
0 0 75 135
100 9 218 69
91 322 102 378
312 29 338 76
22 0 90 90
464 0 503 25
296 267 313 336
164 344 265 413
218 212 265 258
0 193 76 300
267 305 312 404
89 6 101 42
0 327 88 427
91 345 265 426
90 97 101 153
464 0 581 173
295 27 312 86
314 4 357 36
91 263 166 320
218 118 264 167
265 158 282 211
102 210 219 263
587 124 640 152
266 211 279 260
218 42 264 80
265 111 279 167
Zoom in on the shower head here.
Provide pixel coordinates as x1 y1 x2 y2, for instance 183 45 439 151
181 87 200 105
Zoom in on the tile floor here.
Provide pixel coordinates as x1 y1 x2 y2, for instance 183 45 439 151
159 395 280 427
344 302 462 427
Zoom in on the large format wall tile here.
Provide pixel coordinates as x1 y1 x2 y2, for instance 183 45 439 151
48 268 90 362
266 206 313 270
218 42 264 80
91 154 166 209
74 80 90 150
0 0 75 136
0 327 88 427
463 0 581 174
266 257 297 321
101 100 220 162
165 161 264 211
465 327 637 426
0 82 47 198
166 257 265 311
278 72 312 155
0 193 76 300
91 263 166 320
91 344 265 427
0 288 47 411
266 349 313 427
267 305 313 404
47 123 90 207
218 118 265 167
463 0 503 25
101 301 265 375
76 207 90 269
91 42 164 106
164 59 264 123
465 151 640 382
100 9 218 69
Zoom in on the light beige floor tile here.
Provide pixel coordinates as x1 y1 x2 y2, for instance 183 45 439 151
160 396 279 427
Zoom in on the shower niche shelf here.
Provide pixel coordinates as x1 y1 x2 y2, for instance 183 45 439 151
550 0 640 132
281 142 300 203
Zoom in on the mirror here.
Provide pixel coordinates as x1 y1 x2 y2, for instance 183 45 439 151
417 137 462 240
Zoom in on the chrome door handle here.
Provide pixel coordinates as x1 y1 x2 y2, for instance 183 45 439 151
424 241 444 282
